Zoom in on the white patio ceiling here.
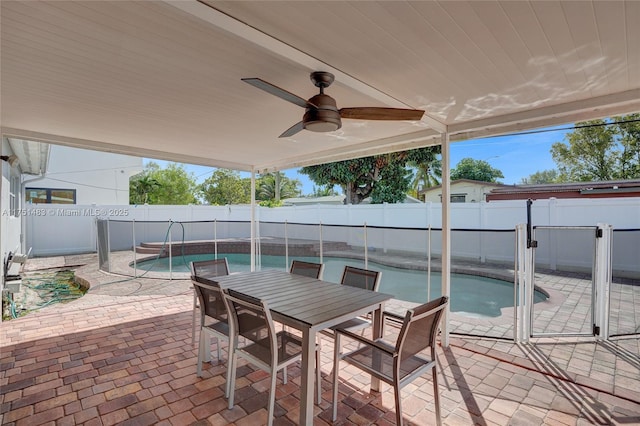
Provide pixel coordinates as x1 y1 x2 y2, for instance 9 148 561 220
1 0 639 172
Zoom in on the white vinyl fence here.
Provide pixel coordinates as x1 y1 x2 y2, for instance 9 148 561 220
24 198 640 275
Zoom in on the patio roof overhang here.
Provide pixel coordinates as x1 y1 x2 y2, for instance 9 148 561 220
1 0 639 172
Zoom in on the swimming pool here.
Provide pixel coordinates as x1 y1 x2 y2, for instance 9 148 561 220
136 253 547 318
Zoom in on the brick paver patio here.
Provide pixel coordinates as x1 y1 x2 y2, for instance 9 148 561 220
1 255 638 425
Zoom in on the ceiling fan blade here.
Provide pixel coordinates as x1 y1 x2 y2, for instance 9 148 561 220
242 78 315 109
339 107 425 121
279 121 305 138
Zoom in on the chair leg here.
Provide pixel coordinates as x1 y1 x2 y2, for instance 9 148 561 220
227 352 238 409
191 291 197 347
225 335 237 399
216 337 221 361
331 333 341 422
394 378 403 426
433 366 442 426
203 332 211 363
196 330 205 377
267 367 277 426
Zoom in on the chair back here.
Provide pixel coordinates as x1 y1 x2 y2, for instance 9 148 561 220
396 296 448 364
290 260 324 279
340 266 381 292
223 289 275 363
190 258 229 278
193 280 228 323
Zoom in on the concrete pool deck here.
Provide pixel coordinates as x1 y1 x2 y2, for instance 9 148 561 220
1 254 638 425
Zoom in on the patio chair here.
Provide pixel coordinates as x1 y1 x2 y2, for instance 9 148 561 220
332 296 449 426
190 258 229 347
193 280 266 395
289 259 324 279
223 288 322 426
321 266 382 337
192 280 230 379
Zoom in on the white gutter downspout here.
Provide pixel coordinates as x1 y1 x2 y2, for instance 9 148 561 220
441 132 451 347
250 169 256 272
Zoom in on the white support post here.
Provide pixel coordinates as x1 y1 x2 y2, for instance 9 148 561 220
250 170 256 272
441 132 451 347
284 220 289 271
364 222 368 269
168 221 173 280
427 225 432 301
132 219 137 278
594 223 612 340
319 222 323 264
106 218 112 273
214 219 218 259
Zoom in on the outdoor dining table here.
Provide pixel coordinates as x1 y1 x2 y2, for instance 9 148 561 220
209 269 393 426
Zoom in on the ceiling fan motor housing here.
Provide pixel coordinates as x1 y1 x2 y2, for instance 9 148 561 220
304 93 342 132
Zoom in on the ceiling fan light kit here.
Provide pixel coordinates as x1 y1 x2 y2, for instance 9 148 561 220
242 71 424 138
303 92 341 132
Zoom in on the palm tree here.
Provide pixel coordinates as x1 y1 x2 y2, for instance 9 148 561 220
130 174 161 204
410 159 442 200
258 172 300 201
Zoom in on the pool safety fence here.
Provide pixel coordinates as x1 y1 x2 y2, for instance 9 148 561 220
95 219 639 342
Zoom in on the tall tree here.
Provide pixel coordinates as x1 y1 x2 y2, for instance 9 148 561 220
520 169 560 184
129 174 161 204
257 172 301 201
370 161 413 204
550 115 640 182
300 147 441 204
129 162 197 204
409 157 441 194
551 119 617 181
615 114 640 178
450 158 504 183
198 169 251 205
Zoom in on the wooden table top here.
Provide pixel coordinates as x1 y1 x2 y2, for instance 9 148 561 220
197 269 392 330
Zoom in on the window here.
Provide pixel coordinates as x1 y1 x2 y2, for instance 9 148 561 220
26 187 76 204
438 193 467 203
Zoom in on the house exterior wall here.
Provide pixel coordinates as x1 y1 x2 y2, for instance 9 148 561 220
422 181 503 203
1 139 24 290
24 145 142 205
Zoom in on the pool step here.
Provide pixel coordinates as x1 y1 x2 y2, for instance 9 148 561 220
134 239 351 257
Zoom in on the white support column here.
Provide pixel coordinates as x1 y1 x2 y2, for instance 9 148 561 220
594 223 613 340
441 132 451 347
250 169 256 272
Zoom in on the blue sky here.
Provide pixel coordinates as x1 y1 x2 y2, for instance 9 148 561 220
145 126 569 195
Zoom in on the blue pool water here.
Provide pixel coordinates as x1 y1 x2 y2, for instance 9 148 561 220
137 253 546 318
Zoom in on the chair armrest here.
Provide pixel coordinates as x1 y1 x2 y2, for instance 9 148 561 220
334 328 396 356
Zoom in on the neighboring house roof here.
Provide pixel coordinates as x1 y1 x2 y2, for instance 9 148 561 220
7 138 50 175
487 179 640 201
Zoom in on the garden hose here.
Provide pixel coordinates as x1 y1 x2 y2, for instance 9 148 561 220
90 220 190 290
